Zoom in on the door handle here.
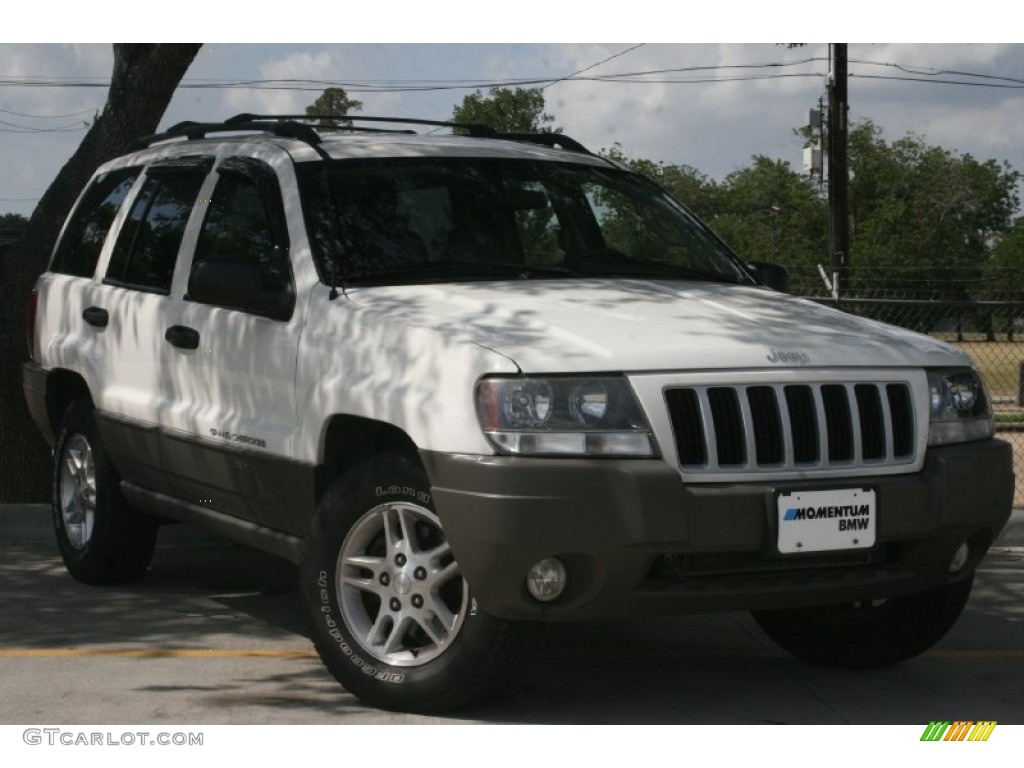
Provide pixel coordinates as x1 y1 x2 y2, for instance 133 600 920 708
164 325 200 350
82 306 109 328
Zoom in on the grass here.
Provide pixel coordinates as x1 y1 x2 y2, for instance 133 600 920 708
935 339 1024 399
994 412 1024 423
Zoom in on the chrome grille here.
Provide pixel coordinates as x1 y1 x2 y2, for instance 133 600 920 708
665 382 916 473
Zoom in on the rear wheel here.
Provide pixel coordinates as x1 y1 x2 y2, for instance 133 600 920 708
301 454 533 713
752 577 974 668
52 400 157 584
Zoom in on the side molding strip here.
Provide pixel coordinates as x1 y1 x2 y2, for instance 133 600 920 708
121 482 303 564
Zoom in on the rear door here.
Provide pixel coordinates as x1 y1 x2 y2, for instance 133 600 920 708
91 158 210 494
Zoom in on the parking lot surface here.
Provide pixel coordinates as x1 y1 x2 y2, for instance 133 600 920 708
0 509 1022 725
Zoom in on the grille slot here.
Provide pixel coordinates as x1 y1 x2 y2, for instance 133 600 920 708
887 384 915 458
855 384 886 461
748 386 783 465
666 381 916 475
708 387 745 466
665 388 706 466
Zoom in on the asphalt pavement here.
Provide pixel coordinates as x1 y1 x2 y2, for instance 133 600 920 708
1 502 1021 725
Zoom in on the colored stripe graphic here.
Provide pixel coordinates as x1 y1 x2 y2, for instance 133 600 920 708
968 722 997 741
920 721 997 742
945 721 974 741
921 721 950 741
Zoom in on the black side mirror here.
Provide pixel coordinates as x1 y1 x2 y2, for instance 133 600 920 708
747 261 790 293
188 257 295 321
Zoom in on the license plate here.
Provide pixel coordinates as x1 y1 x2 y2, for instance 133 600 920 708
776 488 876 554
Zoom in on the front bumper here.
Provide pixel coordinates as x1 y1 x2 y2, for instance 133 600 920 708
422 439 1013 621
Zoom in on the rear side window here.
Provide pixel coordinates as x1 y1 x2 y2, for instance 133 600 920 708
50 167 140 277
105 169 206 293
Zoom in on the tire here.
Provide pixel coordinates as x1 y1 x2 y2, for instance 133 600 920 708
52 400 157 584
301 454 533 713
752 576 974 669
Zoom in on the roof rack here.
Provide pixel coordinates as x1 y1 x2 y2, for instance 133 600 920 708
227 113 497 136
134 118 324 149
135 113 592 155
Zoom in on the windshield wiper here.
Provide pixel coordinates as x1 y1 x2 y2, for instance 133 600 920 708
572 258 742 284
342 260 576 284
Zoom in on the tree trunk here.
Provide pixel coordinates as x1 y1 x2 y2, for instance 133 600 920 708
0 44 200 502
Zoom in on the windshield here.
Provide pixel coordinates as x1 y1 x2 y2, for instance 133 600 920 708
298 157 751 286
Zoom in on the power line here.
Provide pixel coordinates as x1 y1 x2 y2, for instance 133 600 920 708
0 106 98 118
2 71 1017 93
851 73 1024 89
541 43 646 90
0 118 90 131
849 58 1024 86
0 57 1021 96
0 124 88 133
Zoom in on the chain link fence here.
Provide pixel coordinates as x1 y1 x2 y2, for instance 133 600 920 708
794 266 1024 506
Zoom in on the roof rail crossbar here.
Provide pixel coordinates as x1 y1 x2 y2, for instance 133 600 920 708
134 119 323 150
134 114 592 155
227 114 591 152
226 113 497 136
488 132 591 154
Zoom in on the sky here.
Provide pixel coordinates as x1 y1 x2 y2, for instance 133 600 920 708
3 14 1023 220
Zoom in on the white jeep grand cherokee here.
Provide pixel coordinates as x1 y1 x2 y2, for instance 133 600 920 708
23 114 1014 713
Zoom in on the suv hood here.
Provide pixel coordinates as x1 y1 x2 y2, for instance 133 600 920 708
346 280 968 373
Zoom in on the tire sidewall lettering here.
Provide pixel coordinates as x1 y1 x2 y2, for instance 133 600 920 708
375 485 431 505
315 569 405 684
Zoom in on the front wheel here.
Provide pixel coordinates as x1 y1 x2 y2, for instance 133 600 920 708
752 576 974 669
301 455 533 713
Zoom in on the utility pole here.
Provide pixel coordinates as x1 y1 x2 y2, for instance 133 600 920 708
827 43 850 300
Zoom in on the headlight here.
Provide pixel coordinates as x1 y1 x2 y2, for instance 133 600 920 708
927 368 993 446
476 376 657 457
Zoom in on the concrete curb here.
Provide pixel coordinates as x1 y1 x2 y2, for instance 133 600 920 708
2 503 1023 548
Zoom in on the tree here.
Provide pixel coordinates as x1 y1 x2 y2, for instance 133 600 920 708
0 44 201 502
305 87 363 127
604 146 828 294
452 87 555 133
712 156 828 296
983 217 1024 339
0 214 28 247
601 144 720 222
846 119 1021 301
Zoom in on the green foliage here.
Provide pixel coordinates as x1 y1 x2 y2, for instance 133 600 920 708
983 219 1024 338
601 144 720 221
602 147 827 294
452 87 555 133
305 87 363 127
602 122 1021 302
712 156 828 295
447 89 1020 302
0 213 28 246
847 119 1021 299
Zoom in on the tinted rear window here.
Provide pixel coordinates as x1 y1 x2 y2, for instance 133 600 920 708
51 167 141 277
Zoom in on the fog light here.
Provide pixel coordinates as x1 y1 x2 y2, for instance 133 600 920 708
526 557 567 603
948 542 970 574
